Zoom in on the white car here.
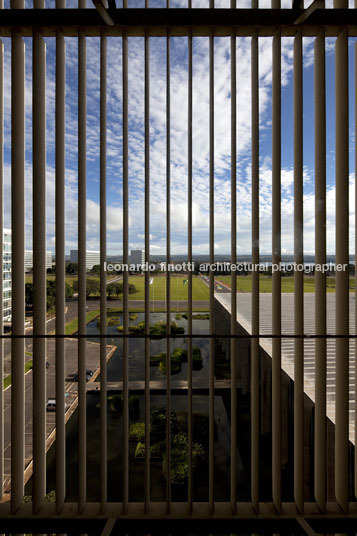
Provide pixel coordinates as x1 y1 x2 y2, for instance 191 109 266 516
46 399 56 412
46 398 69 412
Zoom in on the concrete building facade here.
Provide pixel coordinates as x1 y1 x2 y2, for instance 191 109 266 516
130 249 145 265
3 229 11 322
25 250 53 272
69 249 101 271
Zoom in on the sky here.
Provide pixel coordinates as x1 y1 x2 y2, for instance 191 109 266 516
1 1 357 256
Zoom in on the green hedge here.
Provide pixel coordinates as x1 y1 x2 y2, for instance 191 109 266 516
129 422 145 442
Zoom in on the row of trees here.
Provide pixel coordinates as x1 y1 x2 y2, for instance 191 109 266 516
66 263 101 275
25 280 74 311
25 279 138 309
72 279 136 299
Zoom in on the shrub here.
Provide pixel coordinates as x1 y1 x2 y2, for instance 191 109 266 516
134 440 166 459
129 313 138 320
172 432 188 449
162 448 188 484
182 313 209 320
97 315 121 327
150 352 165 366
159 352 181 375
129 422 145 441
108 394 123 414
150 321 166 337
24 490 56 503
192 441 205 467
150 441 166 458
172 347 187 361
162 434 205 484
117 321 145 334
176 411 188 433
170 321 184 335
135 442 145 458
150 406 178 439
130 321 145 334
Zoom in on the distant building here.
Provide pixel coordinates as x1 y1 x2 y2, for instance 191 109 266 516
3 229 11 322
70 249 101 271
130 249 145 265
25 250 53 273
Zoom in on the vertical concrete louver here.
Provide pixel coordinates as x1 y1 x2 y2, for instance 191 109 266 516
0 2 355 532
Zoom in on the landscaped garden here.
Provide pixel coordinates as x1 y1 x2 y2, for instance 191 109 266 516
117 319 185 338
129 406 208 484
182 313 209 320
149 346 203 375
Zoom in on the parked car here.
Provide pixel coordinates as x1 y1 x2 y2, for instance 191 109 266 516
46 398 69 412
46 399 56 412
72 371 92 382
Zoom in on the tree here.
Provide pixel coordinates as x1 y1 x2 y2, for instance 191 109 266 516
47 295 55 311
46 279 56 296
86 278 100 298
72 279 79 293
91 264 100 273
25 283 34 308
66 262 78 275
65 282 74 299
46 279 56 311
128 283 137 294
107 282 116 300
113 282 123 299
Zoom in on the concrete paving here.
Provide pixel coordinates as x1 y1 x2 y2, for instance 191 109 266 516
3 300 115 496
86 378 233 393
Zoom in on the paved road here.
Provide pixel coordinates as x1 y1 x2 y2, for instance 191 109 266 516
200 274 231 293
86 299 210 311
4 336 115 495
3 301 79 377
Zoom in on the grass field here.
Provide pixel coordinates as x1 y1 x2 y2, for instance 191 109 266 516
215 275 355 293
127 275 209 301
25 274 118 285
25 274 79 286
65 309 100 335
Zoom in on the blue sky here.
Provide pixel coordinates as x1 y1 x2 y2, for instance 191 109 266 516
1 5 356 256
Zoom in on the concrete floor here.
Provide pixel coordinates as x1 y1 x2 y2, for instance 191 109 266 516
3 300 115 496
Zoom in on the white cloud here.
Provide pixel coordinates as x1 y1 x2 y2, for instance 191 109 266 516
1 31 355 256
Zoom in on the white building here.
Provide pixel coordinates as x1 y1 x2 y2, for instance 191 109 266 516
25 250 53 273
3 229 11 322
70 249 101 271
130 249 145 265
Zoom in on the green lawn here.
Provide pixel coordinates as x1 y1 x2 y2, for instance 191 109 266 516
65 309 100 335
215 275 355 293
25 274 78 286
25 274 117 285
126 275 209 301
4 358 33 390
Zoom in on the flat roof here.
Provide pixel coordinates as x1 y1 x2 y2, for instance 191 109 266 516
215 292 356 444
